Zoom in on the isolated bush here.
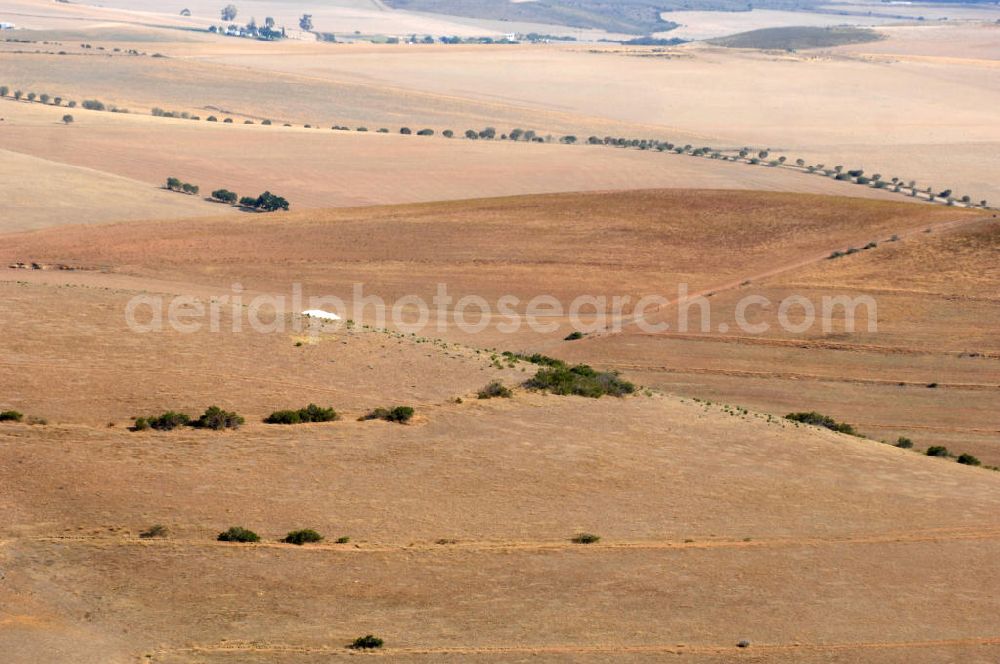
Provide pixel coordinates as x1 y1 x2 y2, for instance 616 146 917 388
564 331 584 341
477 381 512 399
957 453 981 466
282 529 324 545
416 128 434 136
784 412 857 436
0 410 24 422
144 411 191 431
81 99 105 111
926 446 950 457
0 86 7 97
62 114 74 124
223 118 233 123
206 115 217 122
571 533 601 544
335 536 351 544
349 635 384 650
895 437 914 449
192 405 244 430
400 127 412 135
361 406 414 423
264 409 302 424
217 526 260 543
526 364 635 398
442 129 454 138
264 404 338 424
139 524 168 538
262 119 272 125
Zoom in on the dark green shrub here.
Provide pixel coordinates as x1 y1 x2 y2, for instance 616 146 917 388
265 404 338 424
0 410 23 422
564 331 585 341
926 446 949 457
361 406 414 423
571 533 601 544
895 437 914 449
264 409 302 425
299 403 337 422
525 364 635 398
282 529 324 545
192 406 244 430
145 411 191 431
335 536 350 544
477 381 512 399
957 453 981 466
139 524 168 539
217 526 260 543
349 635 384 650
784 412 857 436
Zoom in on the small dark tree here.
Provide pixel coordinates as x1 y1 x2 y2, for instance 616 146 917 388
400 127 412 135
39 93 50 104
926 446 949 457
349 635 384 650
299 13 313 30
957 453 981 466
166 176 182 191
62 114 74 124
211 188 238 204
254 191 290 211
571 533 601 544
0 86 8 97
221 4 237 21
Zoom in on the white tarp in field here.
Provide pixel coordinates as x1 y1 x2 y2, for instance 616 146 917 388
300 309 342 321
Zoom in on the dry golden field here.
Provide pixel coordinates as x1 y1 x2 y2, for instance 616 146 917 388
1 1 999 661
3 194 999 664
